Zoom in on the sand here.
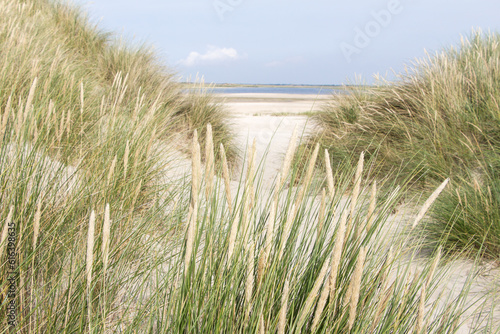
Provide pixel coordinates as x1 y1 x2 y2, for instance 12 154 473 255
218 93 328 184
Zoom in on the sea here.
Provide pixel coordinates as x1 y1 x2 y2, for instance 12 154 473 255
207 86 344 95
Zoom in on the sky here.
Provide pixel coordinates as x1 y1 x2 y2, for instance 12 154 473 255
71 0 500 85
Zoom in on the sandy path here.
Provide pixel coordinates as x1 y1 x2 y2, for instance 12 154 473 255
219 93 328 185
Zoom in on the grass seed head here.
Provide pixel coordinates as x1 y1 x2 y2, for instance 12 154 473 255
220 143 232 212
123 140 130 179
348 246 367 330
86 210 96 290
33 200 42 249
330 210 347 300
349 151 364 227
102 203 111 274
324 149 335 201
278 279 290 334
205 123 214 198
0 206 14 260
412 178 449 229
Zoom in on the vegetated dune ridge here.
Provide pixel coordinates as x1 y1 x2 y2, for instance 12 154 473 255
0 0 498 332
312 31 500 260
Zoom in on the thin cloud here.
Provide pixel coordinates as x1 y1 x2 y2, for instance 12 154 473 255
179 45 241 67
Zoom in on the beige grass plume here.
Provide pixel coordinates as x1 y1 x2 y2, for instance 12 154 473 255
191 130 202 199
297 256 331 329
242 189 252 247
66 109 71 136
86 210 96 289
324 149 335 201
329 210 347 301
220 143 232 213
86 210 96 333
102 203 111 274
0 95 11 139
30 200 42 334
246 139 256 189
123 140 130 179
205 124 215 198
258 313 265 334
366 181 377 231
24 77 37 121
146 126 157 158
412 178 449 229
416 284 426 333
107 155 117 186
371 284 395 332
317 188 326 238
311 265 330 331
33 200 42 250
296 143 320 206
0 206 14 260
227 213 239 263
349 151 364 229
278 279 290 334
347 246 367 331
280 125 298 187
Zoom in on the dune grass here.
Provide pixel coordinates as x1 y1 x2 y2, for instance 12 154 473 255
0 0 497 332
0 0 235 164
312 31 500 260
1 111 494 331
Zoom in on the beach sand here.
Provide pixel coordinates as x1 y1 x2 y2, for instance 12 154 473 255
219 93 329 184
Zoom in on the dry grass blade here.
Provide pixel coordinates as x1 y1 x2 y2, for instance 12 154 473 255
278 279 290 334
24 77 38 120
86 210 96 288
296 143 320 206
412 178 449 229
426 247 441 287
227 213 238 262
329 210 347 300
311 272 330 332
220 143 232 213
324 149 334 201
86 210 96 333
0 206 14 260
349 151 364 228
102 203 111 274
33 200 42 249
318 188 326 237
366 181 377 231
123 140 130 179
416 284 427 333
348 246 366 330
205 123 214 198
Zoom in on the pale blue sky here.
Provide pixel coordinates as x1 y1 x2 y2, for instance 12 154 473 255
71 0 500 85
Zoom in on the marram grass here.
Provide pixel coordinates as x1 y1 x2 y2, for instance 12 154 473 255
0 0 497 332
313 30 500 260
